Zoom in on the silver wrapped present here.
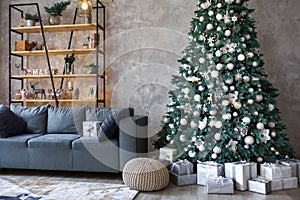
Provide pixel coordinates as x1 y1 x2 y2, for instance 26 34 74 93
83 121 102 137
197 161 224 185
271 177 298 191
280 158 300 183
169 171 197 186
159 147 177 162
206 177 234 194
248 177 271 194
170 160 194 175
260 163 292 180
225 161 257 191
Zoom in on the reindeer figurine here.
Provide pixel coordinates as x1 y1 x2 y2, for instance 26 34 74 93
30 82 46 99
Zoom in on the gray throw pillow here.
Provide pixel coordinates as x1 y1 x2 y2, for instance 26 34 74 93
47 106 86 135
0 104 27 138
98 108 134 142
10 104 48 134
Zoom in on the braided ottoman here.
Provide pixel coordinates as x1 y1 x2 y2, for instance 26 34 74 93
122 157 169 191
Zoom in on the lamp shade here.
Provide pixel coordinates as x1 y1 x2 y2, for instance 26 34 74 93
78 0 92 18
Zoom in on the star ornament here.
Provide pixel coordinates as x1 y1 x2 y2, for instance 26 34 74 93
260 129 271 143
207 37 215 44
232 16 238 23
226 139 238 152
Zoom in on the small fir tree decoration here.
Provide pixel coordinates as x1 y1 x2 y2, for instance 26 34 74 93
44 1 71 16
154 0 294 164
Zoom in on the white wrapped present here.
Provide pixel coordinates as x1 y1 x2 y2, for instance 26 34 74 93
169 171 197 186
206 176 234 194
197 161 224 185
248 177 271 194
280 158 300 182
225 161 257 191
260 163 292 180
170 160 194 175
159 147 177 162
271 177 298 191
83 121 102 137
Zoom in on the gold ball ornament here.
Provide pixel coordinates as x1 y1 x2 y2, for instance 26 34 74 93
257 157 263 163
275 151 280 155
271 131 277 137
234 102 242 109
248 88 254 93
230 86 235 91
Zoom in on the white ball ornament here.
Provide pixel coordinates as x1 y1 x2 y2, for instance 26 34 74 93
254 111 259 116
242 117 251 123
236 0 241 4
199 144 205 152
275 151 280 155
209 110 217 116
257 157 263 163
211 153 218 159
238 54 246 61
247 52 254 58
169 124 174 129
233 112 238 117
240 37 245 42
217 3 222 8
244 145 249 149
166 135 172 141
199 16 205 22
230 86 235 91
194 94 201 102
214 133 221 141
216 63 224 70
163 118 170 123
199 57 206 64
256 95 263 102
246 34 251 40
271 131 277 137
216 13 223 21
271 147 275 151
243 76 250 83
268 122 275 128
213 146 222 154
208 11 214 16
226 63 235 70
206 23 214 30
198 85 205 91
248 88 254 93
182 88 190 94
223 85 229 92
225 30 231 37
217 27 222 31
225 78 234 85
244 135 255 145
180 118 188 126
248 99 254 104
180 134 187 142
215 50 222 57
214 121 223 129
253 61 259 67
199 35 205 41
189 151 196 158
222 100 230 106
211 70 219 78
256 122 265 130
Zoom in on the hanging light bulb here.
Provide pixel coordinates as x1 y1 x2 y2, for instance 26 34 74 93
78 0 92 23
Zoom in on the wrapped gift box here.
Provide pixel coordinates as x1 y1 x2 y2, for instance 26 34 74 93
271 177 298 191
248 177 271 194
225 162 257 191
260 163 292 180
83 121 102 137
170 160 194 175
197 161 224 185
159 147 178 162
280 159 300 182
169 171 197 186
206 177 234 194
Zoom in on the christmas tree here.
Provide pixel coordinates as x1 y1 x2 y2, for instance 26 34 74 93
154 0 294 164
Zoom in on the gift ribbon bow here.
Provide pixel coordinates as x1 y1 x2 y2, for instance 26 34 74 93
213 176 225 185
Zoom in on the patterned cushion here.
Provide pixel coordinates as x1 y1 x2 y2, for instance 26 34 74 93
0 104 27 138
97 108 134 142
10 104 48 135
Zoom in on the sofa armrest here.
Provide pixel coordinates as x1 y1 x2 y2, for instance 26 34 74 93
119 115 148 171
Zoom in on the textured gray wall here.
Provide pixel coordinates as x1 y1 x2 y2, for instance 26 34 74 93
0 0 299 157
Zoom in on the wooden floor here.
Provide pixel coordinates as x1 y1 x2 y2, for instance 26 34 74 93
0 169 299 200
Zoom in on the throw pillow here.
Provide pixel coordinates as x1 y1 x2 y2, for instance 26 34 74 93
0 104 27 138
10 104 48 134
98 107 134 142
47 106 86 135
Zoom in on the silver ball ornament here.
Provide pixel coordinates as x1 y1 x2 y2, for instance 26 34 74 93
227 63 234 70
216 63 223 70
238 54 246 61
206 23 214 30
180 134 187 142
213 146 222 154
253 61 259 67
225 30 231 37
256 122 265 130
244 135 255 145
214 133 221 141
211 153 218 159
180 118 188 126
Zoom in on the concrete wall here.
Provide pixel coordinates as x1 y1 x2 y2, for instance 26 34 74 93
0 0 299 157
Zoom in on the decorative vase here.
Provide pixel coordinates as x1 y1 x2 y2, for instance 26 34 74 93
48 14 60 25
25 20 36 27
65 63 74 74
87 66 97 74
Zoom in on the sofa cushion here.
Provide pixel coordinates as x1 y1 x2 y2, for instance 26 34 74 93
0 104 27 138
10 104 48 134
28 134 80 149
86 107 112 121
47 106 86 135
98 108 134 142
0 134 41 148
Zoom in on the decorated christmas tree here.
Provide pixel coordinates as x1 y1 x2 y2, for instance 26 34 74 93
154 0 294 164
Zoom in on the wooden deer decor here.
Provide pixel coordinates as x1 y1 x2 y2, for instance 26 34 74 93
30 82 46 99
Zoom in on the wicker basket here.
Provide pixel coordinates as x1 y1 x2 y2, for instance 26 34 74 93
122 158 169 191
15 40 33 51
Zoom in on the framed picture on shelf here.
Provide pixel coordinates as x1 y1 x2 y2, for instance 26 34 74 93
88 85 96 99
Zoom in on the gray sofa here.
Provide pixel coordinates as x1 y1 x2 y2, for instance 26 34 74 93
0 104 148 173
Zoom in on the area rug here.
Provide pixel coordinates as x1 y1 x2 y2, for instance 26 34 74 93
0 178 139 200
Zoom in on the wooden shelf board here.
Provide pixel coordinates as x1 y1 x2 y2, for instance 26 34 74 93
11 23 103 33
11 74 98 79
11 48 103 56
11 99 98 103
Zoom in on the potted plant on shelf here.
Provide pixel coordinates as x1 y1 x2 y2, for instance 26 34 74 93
64 53 75 74
44 0 71 25
24 13 39 26
85 62 97 74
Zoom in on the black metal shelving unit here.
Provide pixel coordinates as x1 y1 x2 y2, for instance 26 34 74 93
8 1 106 107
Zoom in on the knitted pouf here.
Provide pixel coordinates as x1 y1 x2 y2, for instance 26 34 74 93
122 158 169 191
